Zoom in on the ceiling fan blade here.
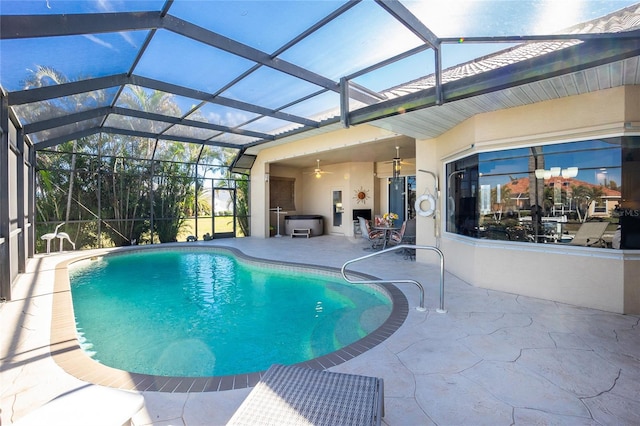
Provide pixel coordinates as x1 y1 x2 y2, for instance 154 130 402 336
304 170 332 174
303 159 332 176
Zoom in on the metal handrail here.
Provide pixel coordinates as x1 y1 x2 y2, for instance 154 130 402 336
340 244 446 313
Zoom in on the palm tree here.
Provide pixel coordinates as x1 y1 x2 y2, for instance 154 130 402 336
572 184 604 222
28 69 247 247
25 66 108 249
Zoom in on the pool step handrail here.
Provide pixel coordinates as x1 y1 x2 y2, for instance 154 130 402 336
340 244 446 313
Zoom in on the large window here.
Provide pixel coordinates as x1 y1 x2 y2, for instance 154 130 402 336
446 137 640 249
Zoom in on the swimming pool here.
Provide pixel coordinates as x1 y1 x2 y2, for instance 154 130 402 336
67 247 406 381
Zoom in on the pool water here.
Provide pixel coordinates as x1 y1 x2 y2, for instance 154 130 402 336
69 250 392 377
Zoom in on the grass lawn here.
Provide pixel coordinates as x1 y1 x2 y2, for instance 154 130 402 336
177 217 237 241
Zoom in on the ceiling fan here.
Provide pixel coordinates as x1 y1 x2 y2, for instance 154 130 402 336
305 159 332 179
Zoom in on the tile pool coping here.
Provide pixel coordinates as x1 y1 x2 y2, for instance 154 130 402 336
50 245 409 392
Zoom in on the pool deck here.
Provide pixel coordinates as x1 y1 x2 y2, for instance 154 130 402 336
2 235 640 425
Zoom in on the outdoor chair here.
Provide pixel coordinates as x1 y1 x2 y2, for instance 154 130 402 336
40 222 65 254
390 218 416 259
12 384 144 426
358 216 384 249
228 364 384 426
569 221 609 247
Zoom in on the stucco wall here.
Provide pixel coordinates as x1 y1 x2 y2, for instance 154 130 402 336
252 125 394 237
422 85 640 313
440 236 627 312
624 257 640 313
299 161 376 235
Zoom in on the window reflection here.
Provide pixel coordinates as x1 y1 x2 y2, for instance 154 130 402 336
447 137 634 248
446 156 478 237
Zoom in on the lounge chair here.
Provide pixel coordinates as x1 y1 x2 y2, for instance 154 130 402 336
228 364 384 426
13 384 144 426
358 216 384 249
56 231 75 252
569 221 609 247
40 222 65 254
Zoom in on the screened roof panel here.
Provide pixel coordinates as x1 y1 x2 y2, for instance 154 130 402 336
278 1 423 81
13 87 118 124
239 116 302 136
30 117 103 143
162 124 219 141
0 32 149 91
1 0 638 162
169 0 346 53
209 133 261 146
115 85 197 117
133 30 256 94
352 50 436 93
280 91 340 122
187 103 259 128
0 0 166 15
104 114 172 134
219 66 324 110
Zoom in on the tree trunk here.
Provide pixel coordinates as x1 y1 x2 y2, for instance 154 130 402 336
65 141 78 223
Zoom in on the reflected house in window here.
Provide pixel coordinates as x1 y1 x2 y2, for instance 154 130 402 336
503 176 622 219
449 138 628 247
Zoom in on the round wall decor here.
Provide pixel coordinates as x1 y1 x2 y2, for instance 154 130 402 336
354 187 370 204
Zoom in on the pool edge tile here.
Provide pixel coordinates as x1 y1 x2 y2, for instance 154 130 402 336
49 246 409 392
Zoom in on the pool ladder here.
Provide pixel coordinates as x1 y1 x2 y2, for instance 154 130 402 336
340 244 446 313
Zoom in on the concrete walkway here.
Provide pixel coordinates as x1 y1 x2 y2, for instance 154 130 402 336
2 235 639 425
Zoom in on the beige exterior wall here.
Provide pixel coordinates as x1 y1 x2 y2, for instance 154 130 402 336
624 256 640 313
421 85 640 314
415 138 440 246
439 236 627 312
251 85 640 314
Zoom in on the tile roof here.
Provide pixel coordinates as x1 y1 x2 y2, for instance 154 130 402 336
383 3 640 99
503 176 621 198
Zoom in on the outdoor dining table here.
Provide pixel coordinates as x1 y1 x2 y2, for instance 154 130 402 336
373 225 400 250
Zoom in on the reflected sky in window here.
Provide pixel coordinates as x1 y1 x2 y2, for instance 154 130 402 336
479 139 622 187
